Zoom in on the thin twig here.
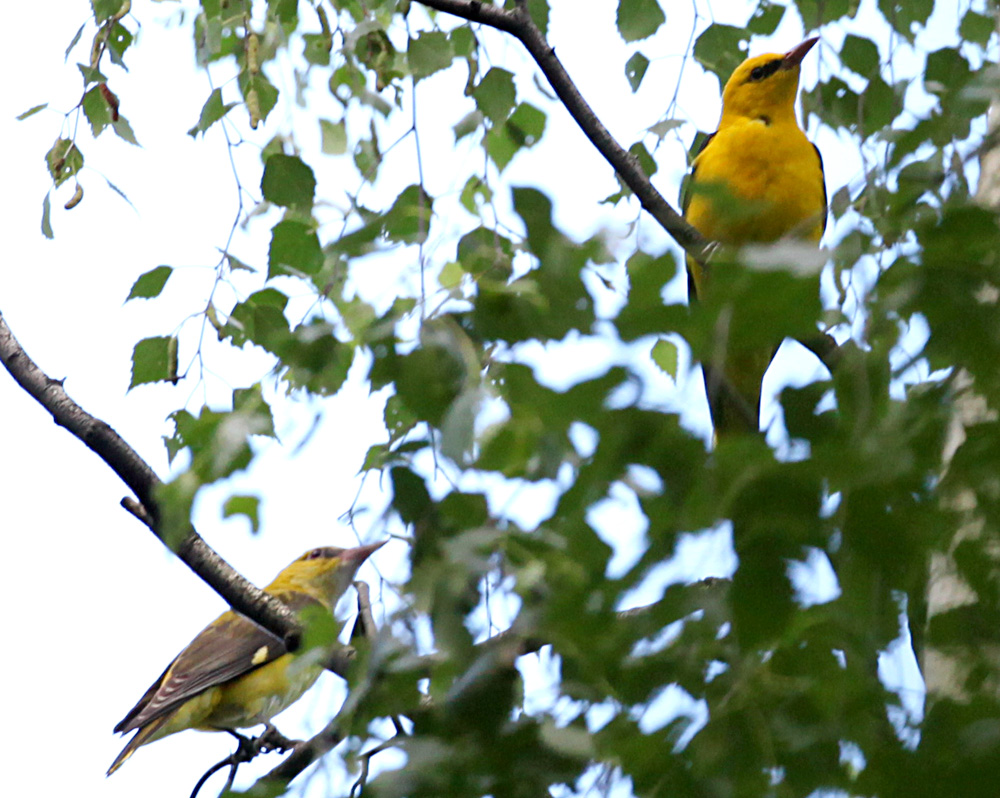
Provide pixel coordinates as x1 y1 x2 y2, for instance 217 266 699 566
415 0 712 263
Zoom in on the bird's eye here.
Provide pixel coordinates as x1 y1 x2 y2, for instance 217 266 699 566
751 66 764 81
306 548 324 560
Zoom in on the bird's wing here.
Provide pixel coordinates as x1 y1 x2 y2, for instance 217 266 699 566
683 130 716 304
812 142 828 236
114 592 322 734
680 130 716 216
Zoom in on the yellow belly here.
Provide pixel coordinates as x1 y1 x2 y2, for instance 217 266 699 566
145 652 325 744
203 653 325 729
685 117 825 256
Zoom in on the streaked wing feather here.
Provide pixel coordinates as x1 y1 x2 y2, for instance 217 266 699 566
115 592 323 734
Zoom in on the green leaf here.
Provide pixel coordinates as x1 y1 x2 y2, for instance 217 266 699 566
65 23 85 60
126 266 173 301
319 119 347 154
90 0 124 25
840 34 879 77
16 104 47 121
616 0 666 43
41 193 53 240
45 138 84 188
356 28 400 90
473 68 516 124
878 0 933 42
629 140 657 178
693 24 747 84
382 184 434 244
261 153 316 211
113 115 139 146
860 74 897 138
106 22 132 66
647 117 683 141
268 220 323 278
960 9 995 46
525 0 550 36
222 494 261 533
453 109 483 141
240 72 279 128
746 1 785 35
651 338 678 379
82 86 112 137
507 102 546 147
224 288 291 352
408 30 454 82
77 63 107 86
384 393 419 444
154 472 198 550
303 32 332 66
459 176 493 215
188 88 236 137
130 336 179 389
625 51 650 93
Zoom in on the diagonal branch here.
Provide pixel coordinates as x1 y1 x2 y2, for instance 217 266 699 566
0 309 301 646
416 0 712 263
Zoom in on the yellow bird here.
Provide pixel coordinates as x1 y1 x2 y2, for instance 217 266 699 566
683 37 827 436
108 541 384 775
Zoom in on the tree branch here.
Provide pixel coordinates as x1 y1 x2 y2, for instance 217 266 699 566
0 309 301 646
416 0 712 263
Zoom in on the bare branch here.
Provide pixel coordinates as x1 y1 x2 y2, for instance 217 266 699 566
0 309 301 646
416 0 712 263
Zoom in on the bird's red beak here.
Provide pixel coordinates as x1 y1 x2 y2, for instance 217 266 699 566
782 37 819 68
342 540 387 564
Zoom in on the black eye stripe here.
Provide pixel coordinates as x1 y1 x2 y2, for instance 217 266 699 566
747 58 782 82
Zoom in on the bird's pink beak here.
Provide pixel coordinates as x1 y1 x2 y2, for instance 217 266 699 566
783 37 819 68
342 540 387 564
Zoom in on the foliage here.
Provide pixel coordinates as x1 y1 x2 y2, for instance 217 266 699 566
24 0 1000 796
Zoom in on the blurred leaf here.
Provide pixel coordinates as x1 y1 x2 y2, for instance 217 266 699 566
651 338 678 379
840 33 879 76
268 220 323 278
126 266 173 301
473 68 516 124
222 494 261 533
261 153 316 211
188 88 236 137
693 24 746 84
408 30 454 82
746 1 785 34
625 51 650 92
319 119 347 154
16 104 47 121
878 0 933 42
45 138 83 187
41 193 53 239
130 335 178 388
616 0 666 43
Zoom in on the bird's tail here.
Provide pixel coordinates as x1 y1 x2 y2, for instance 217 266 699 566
704 347 776 438
107 716 170 776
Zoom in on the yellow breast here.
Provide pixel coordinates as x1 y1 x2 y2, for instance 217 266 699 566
686 118 825 247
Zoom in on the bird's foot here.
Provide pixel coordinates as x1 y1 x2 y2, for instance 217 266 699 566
257 722 302 754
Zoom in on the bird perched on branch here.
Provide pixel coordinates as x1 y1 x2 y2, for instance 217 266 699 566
683 37 827 437
108 541 385 775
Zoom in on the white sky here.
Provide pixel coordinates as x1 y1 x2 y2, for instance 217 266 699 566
0 0 961 794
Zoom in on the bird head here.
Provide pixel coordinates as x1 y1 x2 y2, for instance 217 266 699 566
720 37 818 124
275 540 386 608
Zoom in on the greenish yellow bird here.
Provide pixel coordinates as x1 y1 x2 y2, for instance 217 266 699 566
684 37 827 436
108 541 384 775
